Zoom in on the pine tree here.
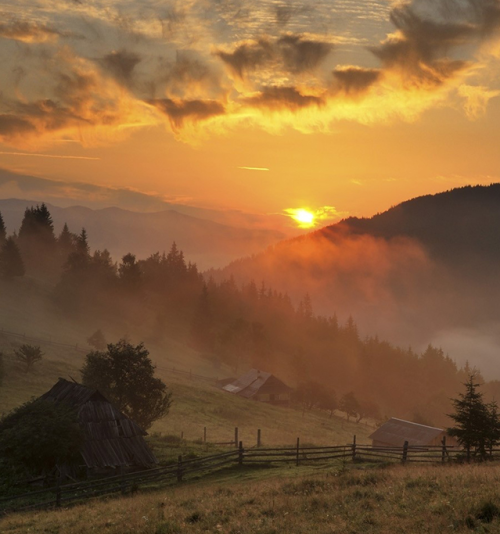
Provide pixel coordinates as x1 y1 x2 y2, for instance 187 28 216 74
447 375 498 461
0 237 25 277
118 253 142 291
0 211 6 243
75 228 90 256
18 204 56 274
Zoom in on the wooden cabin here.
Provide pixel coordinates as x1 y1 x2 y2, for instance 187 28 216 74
369 418 456 448
222 369 292 405
39 378 157 474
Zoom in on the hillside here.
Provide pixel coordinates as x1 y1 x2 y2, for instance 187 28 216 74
216 185 500 375
0 198 284 269
0 276 370 446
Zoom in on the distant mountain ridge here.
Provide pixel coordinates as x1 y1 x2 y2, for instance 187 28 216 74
0 199 285 269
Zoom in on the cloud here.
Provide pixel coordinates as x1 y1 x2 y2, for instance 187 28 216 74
369 0 500 87
1 0 500 146
458 83 500 118
242 86 325 110
0 48 157 147
148 97 225 129
333 66 382 94
0 20 63 43
99 49 142 85
216 33 334 79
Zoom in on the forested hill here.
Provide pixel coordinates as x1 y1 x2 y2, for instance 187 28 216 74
215 185 500 371
335 184 500 270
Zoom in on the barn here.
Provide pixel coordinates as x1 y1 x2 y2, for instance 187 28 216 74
369 418 455 448
222 369 292 405
39 378 157 473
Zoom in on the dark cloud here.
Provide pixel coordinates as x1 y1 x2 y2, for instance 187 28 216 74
370 0 500 87
100 50 142 85
149 98 225 129
333 67 382 95
0 115 36 136
216 34 333 78
0 20 63 43
274 4 311 27
278 34 332 73
216 38 274 78
242 86 324 110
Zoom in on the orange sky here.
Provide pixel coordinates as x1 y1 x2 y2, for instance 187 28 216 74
1 0 500 231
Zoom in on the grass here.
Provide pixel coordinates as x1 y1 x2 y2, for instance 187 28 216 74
2 461 500 533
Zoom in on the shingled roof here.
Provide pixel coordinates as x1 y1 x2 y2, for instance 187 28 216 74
39 378 157 469
222 369 291 399
369 418 446 447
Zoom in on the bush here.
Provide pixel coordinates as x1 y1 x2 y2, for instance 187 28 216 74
0 399 82 480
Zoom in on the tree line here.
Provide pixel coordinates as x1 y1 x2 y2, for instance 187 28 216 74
1 204 499 426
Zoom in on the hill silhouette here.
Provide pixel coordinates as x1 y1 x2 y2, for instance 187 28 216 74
336 184 500 271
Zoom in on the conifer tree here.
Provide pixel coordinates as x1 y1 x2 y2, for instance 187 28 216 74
0 211 6 243
18 204 56 274
0 237 25 277
57 223 76 254
119 253 142 291
447 375 500 461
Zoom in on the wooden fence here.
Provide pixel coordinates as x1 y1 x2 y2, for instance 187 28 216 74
0 437 485 516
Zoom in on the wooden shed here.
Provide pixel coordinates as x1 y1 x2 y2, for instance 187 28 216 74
222 369 292 405
369 418 454 448
39 378 157 472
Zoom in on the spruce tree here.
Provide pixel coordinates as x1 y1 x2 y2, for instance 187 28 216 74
0 211 6 243
447 375 499 460
0 237 25 277
18 204 56 274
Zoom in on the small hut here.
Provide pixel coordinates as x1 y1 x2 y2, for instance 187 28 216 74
222 369 292 405
39 378 157 473
369 418 454 448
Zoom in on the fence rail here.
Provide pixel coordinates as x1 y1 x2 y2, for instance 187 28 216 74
0 436 485 516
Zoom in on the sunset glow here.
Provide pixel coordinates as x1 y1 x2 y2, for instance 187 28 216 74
0 0 499 225
286 208 316 228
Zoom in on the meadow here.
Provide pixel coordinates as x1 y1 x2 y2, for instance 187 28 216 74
1 460 500 533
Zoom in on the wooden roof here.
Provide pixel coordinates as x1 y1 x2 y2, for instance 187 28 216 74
222 369 291 399
39 379 157 469
369 418 445 447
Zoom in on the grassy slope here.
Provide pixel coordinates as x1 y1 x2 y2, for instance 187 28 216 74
0 277 370 447
2 461 500 533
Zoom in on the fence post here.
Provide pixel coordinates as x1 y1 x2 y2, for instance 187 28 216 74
177 455 183 482
204 427 207 444
257 429 261 448
234 427 239 448
238 441 244 466
55 473 61 508
402 441 409 464
119 465 126 495
296 437 300 467
352 435 357 462
441 436 447 463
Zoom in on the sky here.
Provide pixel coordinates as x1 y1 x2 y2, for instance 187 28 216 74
1 0 500 230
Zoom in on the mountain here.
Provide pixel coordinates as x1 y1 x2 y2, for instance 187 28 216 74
215 184 500 376
0 199 284 269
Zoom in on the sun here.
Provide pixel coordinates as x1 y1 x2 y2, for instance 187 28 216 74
285 208 316 228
